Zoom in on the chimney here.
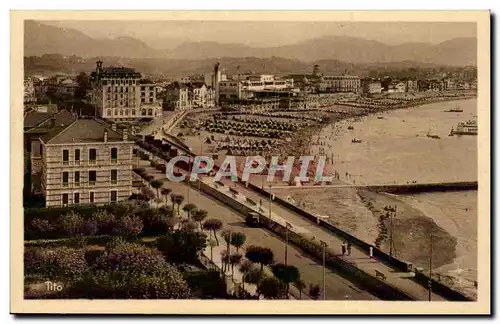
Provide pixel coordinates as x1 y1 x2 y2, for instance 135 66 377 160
104 130 108 143
50 117 56 128
111 123 117 131
123 128 128 141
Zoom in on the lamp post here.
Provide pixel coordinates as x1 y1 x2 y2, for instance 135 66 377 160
429 234 433 301
268 183 273 221
285 222 292 265
320 240 327 300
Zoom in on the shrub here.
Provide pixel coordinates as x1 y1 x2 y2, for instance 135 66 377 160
24 247 89 281
59 211 84 237
257 276 285 299
156 229 208 264
113 215 143 238
91 210 116 235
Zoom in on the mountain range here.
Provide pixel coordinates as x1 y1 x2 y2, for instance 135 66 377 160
24 20 477 67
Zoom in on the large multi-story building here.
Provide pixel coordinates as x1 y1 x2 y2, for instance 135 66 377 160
219 75 294 101
39 117 134 207
361 79 383 94
322 75 361 93
90 61 162 121
163 82 216 110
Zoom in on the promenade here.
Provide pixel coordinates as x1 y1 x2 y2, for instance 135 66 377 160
140 160 378 300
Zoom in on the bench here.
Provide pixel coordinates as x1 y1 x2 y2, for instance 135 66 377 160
375 270 387 281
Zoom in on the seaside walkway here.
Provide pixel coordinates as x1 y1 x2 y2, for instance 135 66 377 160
267 181 478 194
215 177 447 301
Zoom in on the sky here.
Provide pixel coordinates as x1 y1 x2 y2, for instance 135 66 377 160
44 20 477 49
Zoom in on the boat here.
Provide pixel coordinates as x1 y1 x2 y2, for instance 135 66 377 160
352 138 363 143
444 105 463 113
452 119 478 135
426 130 441 139
347 125 354 130
377 116 385 120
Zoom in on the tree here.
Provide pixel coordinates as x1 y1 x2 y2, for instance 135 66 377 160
230 232 246 252
141 187 156 204
192 209 208 229
30 218 54 238
229 253 243 276
257 276 285 299
156 229 207 264
170 194 178 213
75 72 91 99
203 219 223 246
161 188 172 203
245 245 274 274
309 284 321 300
113 215 143 239
59 211 84 237
182 203 197 219
271 263 300 296
173 195 185 215
243 268 262 286
150 179 164 199
295 279 306 299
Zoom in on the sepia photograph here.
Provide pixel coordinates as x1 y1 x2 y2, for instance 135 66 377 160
10 10 490 315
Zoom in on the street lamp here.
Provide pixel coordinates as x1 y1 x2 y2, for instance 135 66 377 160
429 234 433 301
320 240 327 300
285 222 292 266
268 183 273 221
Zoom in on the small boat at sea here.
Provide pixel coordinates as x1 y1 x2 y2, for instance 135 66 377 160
377 116 385 120
444 105 463 113
347 125 354 130
352 138 363 143
426 130 441 139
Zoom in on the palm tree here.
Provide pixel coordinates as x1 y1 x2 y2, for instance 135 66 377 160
295 279 306 299
245 245 274 274
239 259 254 290
229 253 242 276
174 195 185 215
230 232 246 252
150 179 164 199
182 203 197 219
161 188 172 204
202 218 223 245
192 209 208 230
169 194 177 214
220 249 230 273
271 263 300 297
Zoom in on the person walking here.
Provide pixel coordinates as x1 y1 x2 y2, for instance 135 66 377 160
346 242 352 256
341 242 346 256
369 246 374 259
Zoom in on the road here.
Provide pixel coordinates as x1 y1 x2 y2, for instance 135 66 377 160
141 161 378 301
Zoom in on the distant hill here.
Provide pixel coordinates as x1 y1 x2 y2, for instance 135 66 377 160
25 21 477 67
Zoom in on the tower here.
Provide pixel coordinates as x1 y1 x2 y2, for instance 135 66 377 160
96 61 103 74
214 62 220 106
312 64 322 77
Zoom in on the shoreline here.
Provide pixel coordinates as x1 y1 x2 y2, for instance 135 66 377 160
286 92 477 157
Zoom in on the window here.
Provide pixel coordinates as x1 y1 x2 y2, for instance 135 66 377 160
89 149 97 164
141 98 145 103
63 150 69 164
89 170 96 185
62 193 69 205
74 171 80 186
74 149 80 164
74 192 80 204
110 190 117 202
132 109 136 116
111 169 117 184
89 192 95 203
62 172 69 186
148 108 153 116
40 144 43 157
111 148 118 162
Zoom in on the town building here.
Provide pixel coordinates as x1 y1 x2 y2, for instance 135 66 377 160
90 61 163 121
323 74 361 93
163 82 216 110
56 77 79 97
361 79 383 94
24 78 37 104
39 117 134 207
404 79 418 92
387 81 406 93
24 110 77 196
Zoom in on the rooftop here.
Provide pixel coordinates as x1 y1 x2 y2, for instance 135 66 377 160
41 118 125 144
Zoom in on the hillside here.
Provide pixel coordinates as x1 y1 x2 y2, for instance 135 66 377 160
24 21 477 67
